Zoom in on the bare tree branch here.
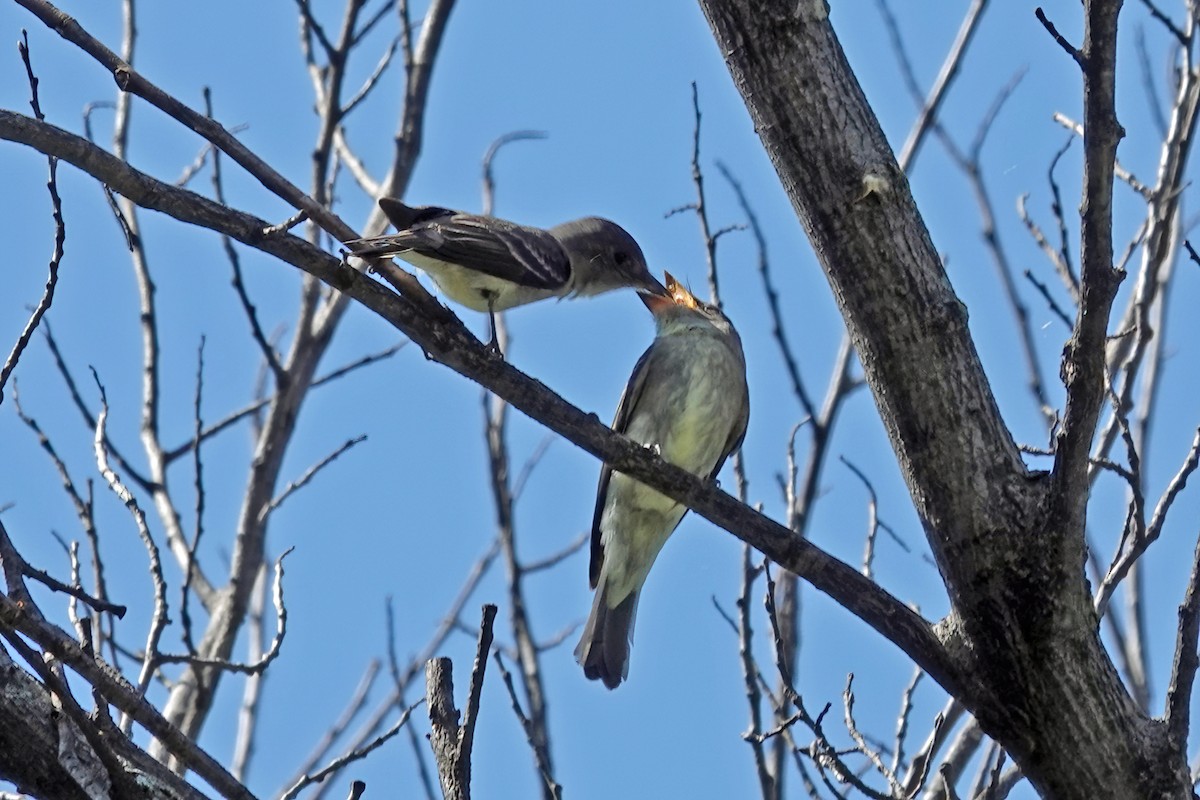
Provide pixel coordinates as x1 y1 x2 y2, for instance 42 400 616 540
426 604 497 800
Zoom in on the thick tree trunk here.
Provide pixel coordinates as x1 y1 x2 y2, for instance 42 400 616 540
697 1 1194 797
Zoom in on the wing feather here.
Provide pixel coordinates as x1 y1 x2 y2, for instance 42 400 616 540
346 202 570 290
589 344 658 588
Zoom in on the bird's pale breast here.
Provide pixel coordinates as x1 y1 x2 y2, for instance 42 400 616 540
399 251 559 311
598 330 746 603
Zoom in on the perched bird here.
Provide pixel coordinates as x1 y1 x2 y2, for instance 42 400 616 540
576 273 749 688
345 198 663 349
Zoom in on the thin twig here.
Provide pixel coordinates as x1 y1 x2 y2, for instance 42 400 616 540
492 653 564 800
91 371 170 718
280 701 424 800
1034 7 1086 67
1 32 65 407
896 0 992 171
263 435 367 519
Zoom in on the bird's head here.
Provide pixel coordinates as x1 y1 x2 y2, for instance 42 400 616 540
642 271 737 337
551 218 664 297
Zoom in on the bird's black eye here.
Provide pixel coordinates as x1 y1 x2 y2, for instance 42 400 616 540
613 251 630 265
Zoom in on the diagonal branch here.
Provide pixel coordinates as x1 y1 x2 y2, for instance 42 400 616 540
0 107 961 697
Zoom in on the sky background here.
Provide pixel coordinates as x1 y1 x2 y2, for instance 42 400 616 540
2 1 1199 798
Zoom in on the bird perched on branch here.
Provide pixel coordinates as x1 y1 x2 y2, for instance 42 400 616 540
576 273 749 688
345 198 663 350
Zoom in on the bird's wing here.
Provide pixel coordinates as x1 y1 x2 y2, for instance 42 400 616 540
707 385 750 482
347 207 571 291
427 215 571 289
589 343 658 589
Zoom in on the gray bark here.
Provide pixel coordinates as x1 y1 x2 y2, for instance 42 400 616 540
696 0 1193 797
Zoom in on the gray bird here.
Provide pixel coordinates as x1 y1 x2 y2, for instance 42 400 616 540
345 198 663 349
576 272 749 689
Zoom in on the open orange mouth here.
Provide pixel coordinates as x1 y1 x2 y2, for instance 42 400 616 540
663 271 699 310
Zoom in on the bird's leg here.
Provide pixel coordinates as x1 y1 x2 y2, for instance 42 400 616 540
484 293 502 355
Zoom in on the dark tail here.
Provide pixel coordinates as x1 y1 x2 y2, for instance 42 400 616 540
379 198 454 231
344 235 408 257
575 582 639 689
378 197 421 230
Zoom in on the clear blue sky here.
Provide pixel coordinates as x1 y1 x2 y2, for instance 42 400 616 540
2 1 1198 798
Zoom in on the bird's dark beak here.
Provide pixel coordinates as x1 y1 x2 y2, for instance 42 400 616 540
638 271 672 312
637 272 668 296
640 291 673 313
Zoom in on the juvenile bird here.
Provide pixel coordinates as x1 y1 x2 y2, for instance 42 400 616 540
345 198 663 349
576 273 749 688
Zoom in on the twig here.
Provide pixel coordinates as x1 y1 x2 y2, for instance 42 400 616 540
0 529 126 618
733 545 775 798
342 33 401 117
492 653 564 800
1097 427 1200 612
511 434 555 502
1017 186 1082 309
1138 0 1189 47
297 537 502 792
1046 137 1078 299
1134 25 1168 138
385 598 437 800
667 82 739 304
1034 7 1086 67
1051 112 1152 198
206 86 285 385
1 32 65 408
717 161 815 418
230 563 267 781
1185 239 1200 268
182 335 207 656
263 435 367 519
155 548 292 675
481 130 547 215
90 371 170 716
163 342 406 464
843 674 904 796
521 532 587 574
39 322 153 492
280 701 424 800
901 699 954 796
896 0 992 171
840 456 884 579
890 667 923 782
1021 267 1075 329
285 660 382 797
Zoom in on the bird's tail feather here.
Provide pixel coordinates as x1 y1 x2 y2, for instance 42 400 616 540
343 235 410 257
575 581 639 690
379 198 422 230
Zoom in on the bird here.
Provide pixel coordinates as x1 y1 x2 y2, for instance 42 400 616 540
575 272 749 688
344 198 664 350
